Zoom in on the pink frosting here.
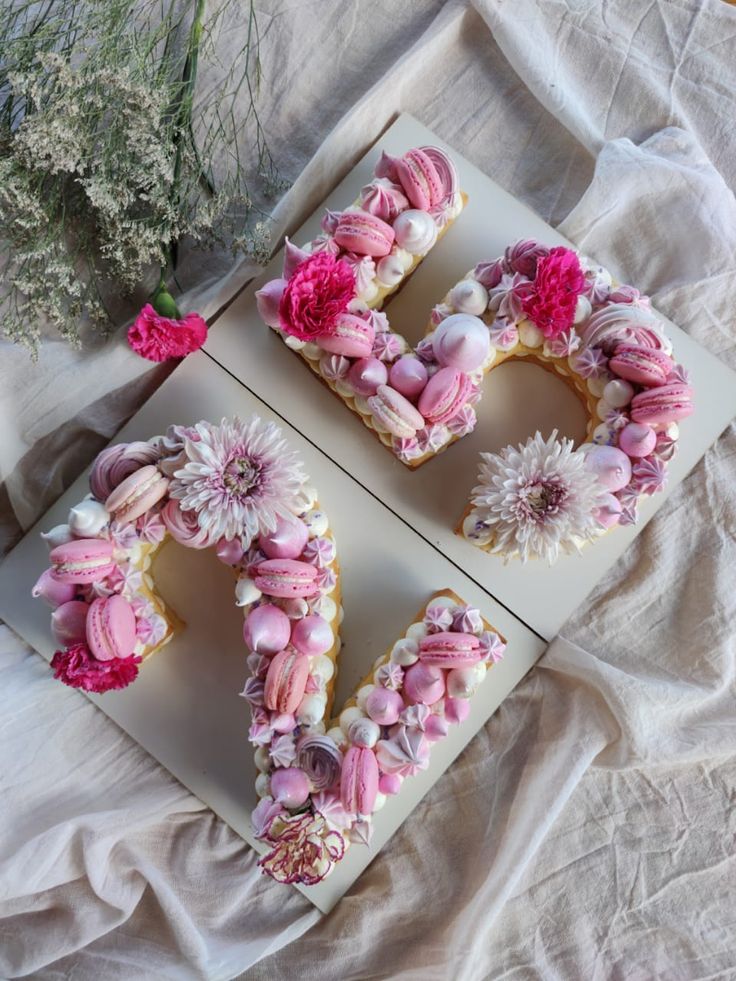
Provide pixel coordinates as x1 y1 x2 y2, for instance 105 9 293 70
360 178 409 222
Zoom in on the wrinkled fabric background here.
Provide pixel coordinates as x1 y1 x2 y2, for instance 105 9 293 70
2 1 736 978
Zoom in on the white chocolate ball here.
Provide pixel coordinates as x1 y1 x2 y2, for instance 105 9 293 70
356 684 376 710
348 718 381 748
339 706 365 734
603 378 634 408
255 773 271 797
518 320 544 348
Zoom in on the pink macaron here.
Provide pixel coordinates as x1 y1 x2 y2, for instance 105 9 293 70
340 745 379 815
51 600 90 646
417 367 473 425
318 314 375 358
631 384 694 425
49 538 115 584
105 465 169 525
403 662 445 705
254 559 318 598
609 345 673 387
368 384 425 438
334 211 395 257
264 649 310 714
86 594 137 661
348 357 388 396
290 614 334 656
394 148 444 210
243 604 292 655
259 514 309 560
389 356 429 401
419 631 481 668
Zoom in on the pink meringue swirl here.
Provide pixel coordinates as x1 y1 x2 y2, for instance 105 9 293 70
297 736 343 792
89 441 160 501
360 178 409 222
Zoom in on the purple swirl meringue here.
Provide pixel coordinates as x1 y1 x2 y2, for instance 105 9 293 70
319 354 351 382
239 676 265 708
343 252 377 296
544 328 581 359
309 235 341 256
297 735 343 792
504 239 550 279
376 661 404 691
580 302 668 354
573 346 609 379
394 436 422 463
269 734 297 769
478 630 506 663
447 404 477 437
372 332 404 363
632 456 667 495
416 424 447 455
487 272 534 324
424 604 453 633
375 727 430 778
303 536 336 569
89 441 160 502
452 605 483 634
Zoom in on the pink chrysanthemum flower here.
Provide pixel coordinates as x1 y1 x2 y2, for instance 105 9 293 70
168 417 306 544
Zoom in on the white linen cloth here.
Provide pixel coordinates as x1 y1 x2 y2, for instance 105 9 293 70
2 1 736 977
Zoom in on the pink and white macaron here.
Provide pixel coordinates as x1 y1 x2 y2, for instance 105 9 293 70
609 345 673 387
631 384 694 425
340 745 379 815
264 650 310 714
253 559 318 598
105 465 169 525
318 314 375 358
49 538 115 584
419 631 481 668
367 384 425 438
86 594 137 661
334 212 395 257
417 367 472 425
394 148 447 210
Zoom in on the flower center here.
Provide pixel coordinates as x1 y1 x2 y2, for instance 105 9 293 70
519 477 567 521
223 455 260 499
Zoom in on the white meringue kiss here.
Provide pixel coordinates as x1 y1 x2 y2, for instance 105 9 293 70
68 499 110 537
449 279 489 316
393 210 438 255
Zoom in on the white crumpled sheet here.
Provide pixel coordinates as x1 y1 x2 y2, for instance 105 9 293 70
2 1 736 977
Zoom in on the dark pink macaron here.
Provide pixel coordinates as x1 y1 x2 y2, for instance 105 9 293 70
609 344 673 387
419 631 481 668
49 538 115 584
417 367 473 425
631 383 694 425
86 594 137 661
253 559 319 598
334 211 395 257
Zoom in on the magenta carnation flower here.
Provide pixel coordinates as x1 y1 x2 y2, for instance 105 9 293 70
128 304 208 362
51 643 141 693
278 253 355 341
522 247 585 340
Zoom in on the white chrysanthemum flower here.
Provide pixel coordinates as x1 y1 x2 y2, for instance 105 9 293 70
470 430 605 564
169 417 306 545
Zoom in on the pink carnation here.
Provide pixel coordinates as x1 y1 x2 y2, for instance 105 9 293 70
127 304 208 362
278 253 355 341
51 643 141 693
522 247 585 340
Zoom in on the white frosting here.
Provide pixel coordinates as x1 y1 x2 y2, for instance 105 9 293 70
326 726 348 752
587 376 609 397
255 773 271 797
234 577 262 607
41 524 74 549
348 718 380 748
574 295 593 324
405 621 429 641
390 637 419 666
393 210 438 255
68 499 110 537
339 706 365 733
462 513 493 546
254 747 270 772
296 693 327 726
449 279 489 316
356 684 376 710
311 654 335 682
376 254 405 287
603 378 634 408
284 335 306 351
518 320 544 348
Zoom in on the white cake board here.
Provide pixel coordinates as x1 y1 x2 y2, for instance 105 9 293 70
0 351 546 913
205 113 736 640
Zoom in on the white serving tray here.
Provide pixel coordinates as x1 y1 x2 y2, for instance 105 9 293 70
205 114 736 640
0 351 546 913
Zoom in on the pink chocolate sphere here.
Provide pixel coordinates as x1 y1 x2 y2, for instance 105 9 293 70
593 492 623 529
584 445 632 492
271 767 310 808
243 604 291 655
348 357 388 396
389 356 428 401
259 514 309 560
365 687 404 725
403 662 445 705
290 614 333 656
618 422 657 459
216 537 244 566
